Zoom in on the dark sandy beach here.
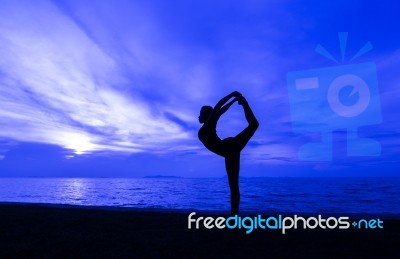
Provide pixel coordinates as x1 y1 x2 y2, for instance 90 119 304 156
0 203 398 258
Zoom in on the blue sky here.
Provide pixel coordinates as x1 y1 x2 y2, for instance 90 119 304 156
0 0 399 177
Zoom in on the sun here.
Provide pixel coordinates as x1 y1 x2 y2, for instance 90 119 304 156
62 132 97 155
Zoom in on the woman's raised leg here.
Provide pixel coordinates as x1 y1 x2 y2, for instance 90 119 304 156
234 96 259 152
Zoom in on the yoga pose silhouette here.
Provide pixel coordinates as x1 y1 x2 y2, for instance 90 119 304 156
198 91 259 215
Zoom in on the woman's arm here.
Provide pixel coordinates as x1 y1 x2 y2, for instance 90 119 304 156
213 91 241 113
217 98 237 118
208 91 241 124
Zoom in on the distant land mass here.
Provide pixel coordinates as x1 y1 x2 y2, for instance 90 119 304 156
143 175 182 179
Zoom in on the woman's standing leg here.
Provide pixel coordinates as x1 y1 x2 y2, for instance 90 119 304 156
225 152 240 215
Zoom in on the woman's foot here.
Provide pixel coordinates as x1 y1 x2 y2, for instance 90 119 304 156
238 95 246 106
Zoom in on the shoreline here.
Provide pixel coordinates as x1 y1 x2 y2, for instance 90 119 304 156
1 201 399 219
0 203 399 257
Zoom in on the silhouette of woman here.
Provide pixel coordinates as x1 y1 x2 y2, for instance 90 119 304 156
198 91 259 215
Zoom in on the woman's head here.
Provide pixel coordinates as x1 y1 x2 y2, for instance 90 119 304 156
198 105 213 123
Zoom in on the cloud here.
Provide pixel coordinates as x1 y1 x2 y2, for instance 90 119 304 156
0 0 291 160
243 143 299 165
1 0 397 170
0 0 341 165
0 0 192 155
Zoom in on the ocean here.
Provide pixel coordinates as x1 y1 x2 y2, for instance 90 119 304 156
0 177 399 215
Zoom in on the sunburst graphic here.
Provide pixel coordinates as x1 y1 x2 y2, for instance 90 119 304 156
315 32 373 63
